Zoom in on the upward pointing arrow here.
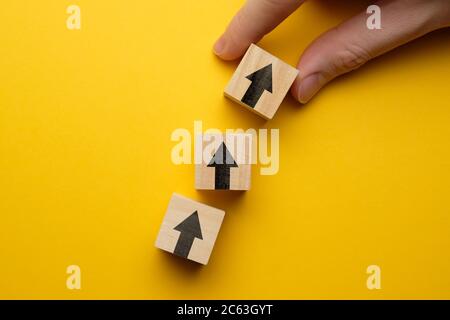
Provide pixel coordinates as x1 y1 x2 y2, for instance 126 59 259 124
173 211 203 259
241 64 273 108
207 142 238 190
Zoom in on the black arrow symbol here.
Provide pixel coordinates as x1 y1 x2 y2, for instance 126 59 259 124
241 64 273 108
207 142 238 190
173 211 203 258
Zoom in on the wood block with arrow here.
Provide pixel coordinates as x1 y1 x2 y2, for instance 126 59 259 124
224 43 299 120
155 193 225 265
195 133 252 191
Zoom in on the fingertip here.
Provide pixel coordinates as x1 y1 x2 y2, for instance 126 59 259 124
291 72 325 104
214 0 304 61
213 34 248 61
213 35 226 57
297 73 324 104
290 76 302 103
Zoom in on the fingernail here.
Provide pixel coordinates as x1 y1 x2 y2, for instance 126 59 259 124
297 73 323 104
213 36 226 56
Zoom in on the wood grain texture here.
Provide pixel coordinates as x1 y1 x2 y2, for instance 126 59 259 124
195 133 252 190
155 193 225 265
224 43 299 120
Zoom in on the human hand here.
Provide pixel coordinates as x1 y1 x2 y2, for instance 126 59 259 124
214 0 450 103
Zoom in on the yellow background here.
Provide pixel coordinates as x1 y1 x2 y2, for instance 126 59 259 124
1 0 449 299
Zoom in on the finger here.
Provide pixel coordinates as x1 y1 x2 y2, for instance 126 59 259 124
292 0 449 103
214 0 305 60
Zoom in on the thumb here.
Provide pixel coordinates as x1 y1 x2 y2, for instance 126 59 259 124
214 0 304 60
292 0 449 103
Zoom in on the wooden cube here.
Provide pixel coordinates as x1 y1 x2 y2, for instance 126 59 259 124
155 193 225 265
195 133 252 190
224 43 299 120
